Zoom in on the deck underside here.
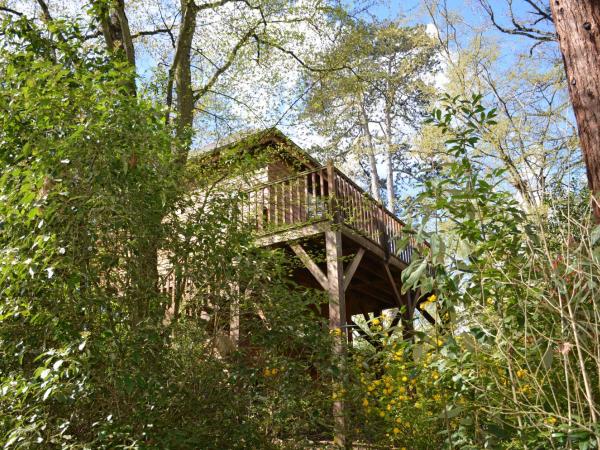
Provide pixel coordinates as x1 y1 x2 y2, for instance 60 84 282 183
256 220 411 324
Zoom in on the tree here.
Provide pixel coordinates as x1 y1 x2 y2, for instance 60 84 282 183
549 0 600 222
304 19 438 211
0 0 348 304
0 19 336 447
422 0 581 211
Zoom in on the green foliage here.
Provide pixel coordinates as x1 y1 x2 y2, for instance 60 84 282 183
0 19 334 449
368 94 600 449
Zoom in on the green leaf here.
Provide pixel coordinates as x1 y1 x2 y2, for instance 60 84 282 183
438 405 464 419
591 225 600 246
401 259 427 293
542 345 553 370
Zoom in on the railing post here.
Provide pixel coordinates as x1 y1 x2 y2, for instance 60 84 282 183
326 160 340 224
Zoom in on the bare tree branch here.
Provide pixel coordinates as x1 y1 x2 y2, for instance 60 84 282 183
193 27 257 102
35 0 53 22
477 0 556 42
0 6 24 17
131 28 172 39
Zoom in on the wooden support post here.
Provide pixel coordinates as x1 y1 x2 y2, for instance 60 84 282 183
229 283 240 347
326 229 348 448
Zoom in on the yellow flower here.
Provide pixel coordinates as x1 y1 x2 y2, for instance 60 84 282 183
395 417 402 424
379 411 385 418
486 298 494 306
516 369 527 379
519 384 531 394
393 427 400 434
426 294 437 303
437 339 444 347
545 417 557 425
372 318 381 326
271 368 278 376
401 447 407 450
402 376 408 382
362 398 369 407
263 368 271 377
331 328 342 336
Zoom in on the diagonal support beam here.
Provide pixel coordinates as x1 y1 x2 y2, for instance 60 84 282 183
290 243 329 290
343 247 365 292
415 296 436 326
417 305 437 326
383 263 403 309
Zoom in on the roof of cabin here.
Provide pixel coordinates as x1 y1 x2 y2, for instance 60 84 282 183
189 128 323 169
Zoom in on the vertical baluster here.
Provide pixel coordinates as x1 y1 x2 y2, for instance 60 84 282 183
303 173 308 222
319 168 326 218
273 183 278 227
338 177 350 222
311 172 318 217
290 178 296 224
281 181 290 225
352 182 356 225
358 188 362 232
280 182 285 226
364 200 368 237
358 191 363 234
258 188 263 230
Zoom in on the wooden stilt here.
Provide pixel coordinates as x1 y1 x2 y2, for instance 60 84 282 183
325 229 348 448
230 283 240 346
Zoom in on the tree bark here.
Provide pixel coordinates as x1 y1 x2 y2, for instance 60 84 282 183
550 0 600 221
359 98 382 202
173 0 198 165
96 0 136 94
384 102 395 213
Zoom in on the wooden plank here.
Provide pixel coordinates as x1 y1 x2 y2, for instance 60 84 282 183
343 247 365 292
290 243 329 291
255 221 329 247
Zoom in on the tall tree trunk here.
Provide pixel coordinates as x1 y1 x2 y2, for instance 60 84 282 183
550 0 600 221
173 0 197 166
384 151 394 211
95 0 136 94
359 99 382 202
384 103 395 213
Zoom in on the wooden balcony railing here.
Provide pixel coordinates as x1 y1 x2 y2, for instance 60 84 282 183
240 164 417 265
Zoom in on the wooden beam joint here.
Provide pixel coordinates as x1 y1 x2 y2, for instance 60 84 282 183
290 242 328 290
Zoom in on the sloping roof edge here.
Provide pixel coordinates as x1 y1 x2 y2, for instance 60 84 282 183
189 128 323 169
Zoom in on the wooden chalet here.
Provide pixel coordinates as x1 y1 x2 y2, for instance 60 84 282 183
172 128 429 447
189 129 426 340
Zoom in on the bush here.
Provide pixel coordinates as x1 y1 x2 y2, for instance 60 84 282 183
348 95 599 449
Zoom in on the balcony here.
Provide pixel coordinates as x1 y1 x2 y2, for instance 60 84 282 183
239 162 416 266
